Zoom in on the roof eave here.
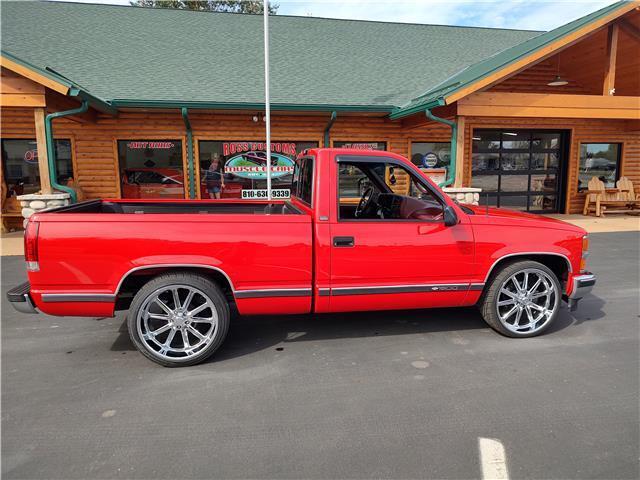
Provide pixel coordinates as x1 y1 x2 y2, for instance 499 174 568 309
1 50 117 115
110 99 396 113
388 98 445 120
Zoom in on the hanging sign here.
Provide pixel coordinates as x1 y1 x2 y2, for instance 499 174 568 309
334 141 386 151
127 141 175 149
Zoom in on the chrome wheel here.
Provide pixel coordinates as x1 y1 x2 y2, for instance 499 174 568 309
496 268 558 334
136 284 219 362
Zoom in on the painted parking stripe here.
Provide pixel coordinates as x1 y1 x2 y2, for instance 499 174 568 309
478 437 509 480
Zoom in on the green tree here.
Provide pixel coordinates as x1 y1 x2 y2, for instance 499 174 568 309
130 0 278 14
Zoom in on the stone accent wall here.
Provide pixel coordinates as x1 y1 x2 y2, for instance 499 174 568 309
442 187 481 205
17 193 70 227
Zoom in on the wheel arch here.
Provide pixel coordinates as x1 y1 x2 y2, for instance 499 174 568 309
114 264 236 310
483 253 572 290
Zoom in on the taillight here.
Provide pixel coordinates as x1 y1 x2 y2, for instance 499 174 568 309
580 235 589 272
24 220 39 272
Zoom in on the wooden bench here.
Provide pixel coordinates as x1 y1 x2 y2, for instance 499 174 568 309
1 211 23 233
582 176 633 217
617 177 640 213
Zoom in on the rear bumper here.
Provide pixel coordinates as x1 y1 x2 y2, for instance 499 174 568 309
7 282 38 314
566 272 596 311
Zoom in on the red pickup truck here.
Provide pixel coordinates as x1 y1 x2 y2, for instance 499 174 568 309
8 148 595 367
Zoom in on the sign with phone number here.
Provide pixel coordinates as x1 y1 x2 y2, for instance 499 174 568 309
241 189 290 199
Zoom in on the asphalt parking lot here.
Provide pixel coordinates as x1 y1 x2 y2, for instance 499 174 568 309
2 231 639 479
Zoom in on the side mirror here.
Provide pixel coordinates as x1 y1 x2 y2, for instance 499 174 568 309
443 205 458 227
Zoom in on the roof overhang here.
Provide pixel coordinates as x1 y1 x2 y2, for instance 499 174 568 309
1 50 117 115
110 99 395 113
389 0 640 120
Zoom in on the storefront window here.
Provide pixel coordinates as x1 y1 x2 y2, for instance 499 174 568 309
118 140 184 199
578 143 621 191
333 141 387 151
198 141 318 199
411 142 451 169
1 138 73 200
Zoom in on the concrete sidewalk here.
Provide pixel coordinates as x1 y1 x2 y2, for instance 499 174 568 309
2 214 638 257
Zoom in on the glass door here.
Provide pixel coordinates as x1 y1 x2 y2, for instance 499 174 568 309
471 130 566 213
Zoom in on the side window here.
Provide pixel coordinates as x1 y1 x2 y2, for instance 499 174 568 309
293 157 314 205
337 158 443 221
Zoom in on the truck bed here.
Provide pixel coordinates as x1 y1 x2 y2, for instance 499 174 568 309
27 198 313 318
52 199 304 215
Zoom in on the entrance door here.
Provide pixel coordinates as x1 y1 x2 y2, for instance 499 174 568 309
471 130 567 213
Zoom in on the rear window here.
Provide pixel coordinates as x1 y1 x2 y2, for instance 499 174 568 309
292 157 314 206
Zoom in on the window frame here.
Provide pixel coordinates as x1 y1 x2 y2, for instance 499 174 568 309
116 138 186 199
577 142 622 192
292 155 315 207
1 137 75 199
471 129 566 213
195 139 321 200
335 155 447 223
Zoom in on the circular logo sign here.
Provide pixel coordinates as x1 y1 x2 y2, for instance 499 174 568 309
422 152 439 168
224 151 295 180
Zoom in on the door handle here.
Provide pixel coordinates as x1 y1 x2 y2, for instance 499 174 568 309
333 236 355 247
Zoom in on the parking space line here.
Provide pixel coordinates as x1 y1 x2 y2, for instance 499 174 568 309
478 437 510 480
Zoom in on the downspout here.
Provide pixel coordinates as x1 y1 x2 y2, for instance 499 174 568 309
425 108 456 188
45 99 89 203
181 107 196 199
324 111 337 147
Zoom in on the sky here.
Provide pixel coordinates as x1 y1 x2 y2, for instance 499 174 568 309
48 0 618 31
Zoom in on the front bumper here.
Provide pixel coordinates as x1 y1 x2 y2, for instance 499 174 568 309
7 281 38 314
566 272 596 311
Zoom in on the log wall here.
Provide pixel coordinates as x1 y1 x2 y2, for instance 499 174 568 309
0 108 452 200
461 116 640 213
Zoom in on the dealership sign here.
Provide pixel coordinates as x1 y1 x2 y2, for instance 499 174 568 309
224 152 295 180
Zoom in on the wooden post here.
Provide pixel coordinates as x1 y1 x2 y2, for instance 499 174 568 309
454 116 466 187
33 108 52 194
603 24 619 96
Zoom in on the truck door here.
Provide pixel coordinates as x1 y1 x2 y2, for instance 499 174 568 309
328 155 475 313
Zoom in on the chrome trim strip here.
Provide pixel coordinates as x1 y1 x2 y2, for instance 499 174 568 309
114 264 236 296
318 288 331 297
469 283 485 291
330 283 469 296
42 293 117 303
234 288 312 299
483 252 572 283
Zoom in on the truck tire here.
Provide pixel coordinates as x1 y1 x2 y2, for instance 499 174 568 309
480 260 561 338
127 272 230 367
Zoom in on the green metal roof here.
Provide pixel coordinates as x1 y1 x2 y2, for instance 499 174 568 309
390 0 631 119
1 1 540 111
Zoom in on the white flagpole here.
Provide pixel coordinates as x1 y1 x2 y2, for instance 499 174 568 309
263 0 272 201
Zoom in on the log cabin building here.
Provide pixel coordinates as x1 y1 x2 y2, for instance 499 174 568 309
1 1 639 229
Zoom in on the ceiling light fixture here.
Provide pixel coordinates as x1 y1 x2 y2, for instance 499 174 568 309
548 56 568 86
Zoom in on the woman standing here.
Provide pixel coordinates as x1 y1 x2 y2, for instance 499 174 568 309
206 153 225 199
